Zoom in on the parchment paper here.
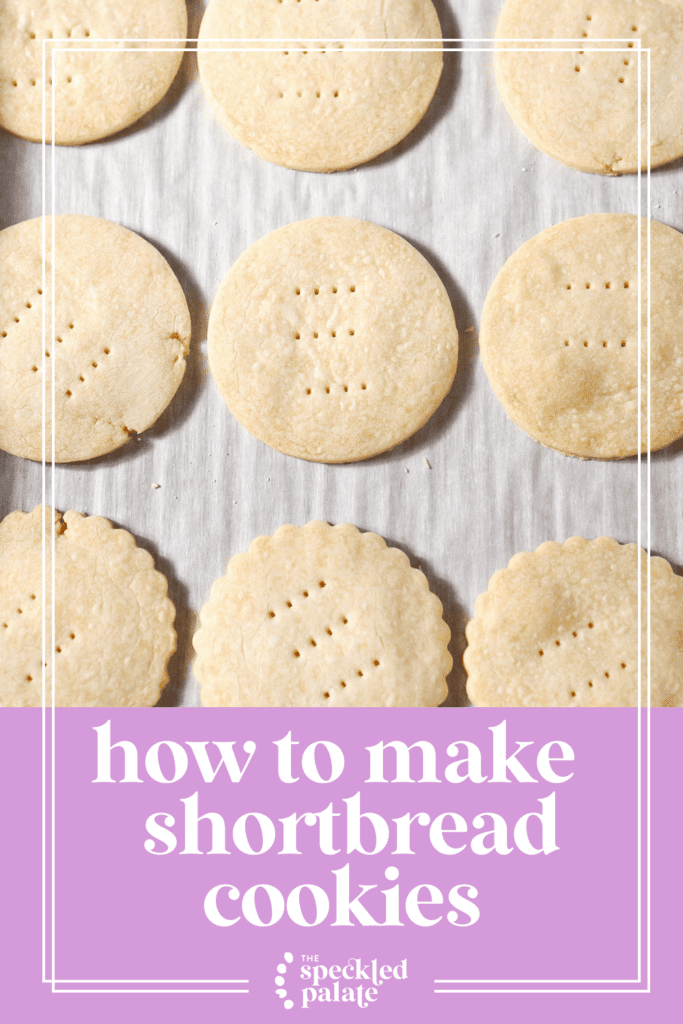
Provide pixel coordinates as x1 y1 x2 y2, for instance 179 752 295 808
1 0 681 706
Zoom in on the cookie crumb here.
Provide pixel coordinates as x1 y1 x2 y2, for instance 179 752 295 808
424 458 431 469
152 483 160 489
493 232 501 238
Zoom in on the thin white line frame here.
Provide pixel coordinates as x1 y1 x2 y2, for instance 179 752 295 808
40 33 651 998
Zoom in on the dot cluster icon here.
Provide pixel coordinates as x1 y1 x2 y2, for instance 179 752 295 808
275 950 294 1010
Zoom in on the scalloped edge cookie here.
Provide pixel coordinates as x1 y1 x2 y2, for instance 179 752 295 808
193 521 452 707
464 536 683 707
0 506 176 706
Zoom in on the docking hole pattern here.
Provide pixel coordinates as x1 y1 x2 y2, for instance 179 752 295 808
267 581 381 698
536 619 628 699
575 16 638 82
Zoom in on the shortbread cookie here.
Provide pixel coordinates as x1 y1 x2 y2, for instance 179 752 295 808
208 217 458 462
0 215 191 462
495 0 683 173
194 521 452 707
0 507 176 706
197 0 442 171
0 0 187 144
479 214 683 460
465 537 683 708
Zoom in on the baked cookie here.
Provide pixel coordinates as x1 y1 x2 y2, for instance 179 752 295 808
197 0 442 171
0 215 191 462
465 537 683 708
0 507 176 707
495 0 683 173
0 0 187 144
479 214 683 460
193 521 452 707
207 217 458 462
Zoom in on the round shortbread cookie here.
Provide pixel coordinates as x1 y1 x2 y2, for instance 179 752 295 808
479 214 683 460
208 217 458 463
0 215 191 463
193 521 452 707
0 0 187 145
0 507 176 707
464 537 683 708
197 0 442 172
495 0 683 174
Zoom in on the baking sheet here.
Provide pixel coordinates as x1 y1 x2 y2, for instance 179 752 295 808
1 0 681 706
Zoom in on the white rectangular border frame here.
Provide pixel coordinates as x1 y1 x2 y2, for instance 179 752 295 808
39 35 651 997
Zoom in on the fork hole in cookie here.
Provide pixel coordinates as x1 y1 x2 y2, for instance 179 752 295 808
555 640 560 646
306 388 311 395
538 649 544 656
65 390 72 397
618 77 625 83
343 385 348 392
310 639 317 647
326 628 332 636
349 329 355 336
373 660 380 667
588 681 593 687
570 691 576 698
621 341 626 347
32 366 38 372
604 671 609 678
357 670 363 677
588 622 594 628
294 333 300 340
325 387 330 394
303 591 309 598
621 663 627 669
293 650 300 658
319 580 326 588
268 611 275 618
56 646 61 653
79 376 84 382
26 675 32 682
26 302 32 308
342 617 348 624
69 633 75 640
286 601 292 608
323 692 330 699
603 341 607 348
103 348 110 355
361 383 367 390
340 681 346 688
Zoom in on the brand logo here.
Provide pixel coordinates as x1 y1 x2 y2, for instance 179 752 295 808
276 952 408 1010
